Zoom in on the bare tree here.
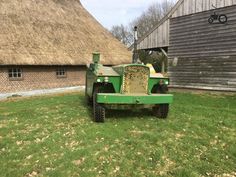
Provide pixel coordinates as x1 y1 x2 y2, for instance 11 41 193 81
110 0 175 47
130 0 174 38
110 24 133 46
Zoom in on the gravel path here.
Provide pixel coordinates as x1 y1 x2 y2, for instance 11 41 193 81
0 86 85 101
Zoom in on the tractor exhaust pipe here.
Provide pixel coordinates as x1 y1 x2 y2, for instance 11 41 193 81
132 26 139 63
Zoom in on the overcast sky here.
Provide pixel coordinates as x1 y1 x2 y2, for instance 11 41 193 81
80 0 171 30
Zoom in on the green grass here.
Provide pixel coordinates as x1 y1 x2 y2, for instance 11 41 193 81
0 92 236 177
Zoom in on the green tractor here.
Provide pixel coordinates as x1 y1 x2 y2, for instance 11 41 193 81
85 53 173 123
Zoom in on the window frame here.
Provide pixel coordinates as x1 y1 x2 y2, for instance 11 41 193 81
8 68 23 81
56 68 67 78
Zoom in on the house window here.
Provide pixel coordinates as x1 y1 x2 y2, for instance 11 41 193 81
56 68 66 78
8 68 23 80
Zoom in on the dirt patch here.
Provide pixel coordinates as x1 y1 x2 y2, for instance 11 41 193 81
158 156 175 176
72 158 85 166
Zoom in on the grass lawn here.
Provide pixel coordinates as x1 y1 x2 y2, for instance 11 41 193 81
0 92 236 177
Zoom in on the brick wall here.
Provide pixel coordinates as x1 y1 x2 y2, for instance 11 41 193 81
0 66 86 93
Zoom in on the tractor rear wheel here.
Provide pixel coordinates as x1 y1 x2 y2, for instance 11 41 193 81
93 87 105 123
153 104 169 119
219 14 227 23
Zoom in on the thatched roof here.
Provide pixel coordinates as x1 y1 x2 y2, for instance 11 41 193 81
0 0 132 66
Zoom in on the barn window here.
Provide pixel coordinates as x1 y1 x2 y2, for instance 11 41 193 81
56 68 66 78
8 68 23 80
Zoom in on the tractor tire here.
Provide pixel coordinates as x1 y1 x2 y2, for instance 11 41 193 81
219 14 227 24
152 104 169 119
152 84 168 94
93 87 105 123
152 84 169 119
85 76 92 106
159 84 168 94
85 93 92 106
208 17 214 24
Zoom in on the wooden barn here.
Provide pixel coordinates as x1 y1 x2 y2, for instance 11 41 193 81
137 0 236 91
0 0 131 93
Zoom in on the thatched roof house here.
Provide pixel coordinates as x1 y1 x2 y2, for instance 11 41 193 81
0 0 132 93
0 0 131 65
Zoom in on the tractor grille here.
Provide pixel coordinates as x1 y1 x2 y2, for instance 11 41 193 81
122 65 149 94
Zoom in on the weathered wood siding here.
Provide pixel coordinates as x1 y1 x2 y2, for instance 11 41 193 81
172 0 236 17
168 5 236 91
138 0 236 50
138 19 169 50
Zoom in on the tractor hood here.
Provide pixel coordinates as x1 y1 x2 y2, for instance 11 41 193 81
96 65 120 76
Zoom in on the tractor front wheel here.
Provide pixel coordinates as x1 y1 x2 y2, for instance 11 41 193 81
93 87 105 123
152 84 169 119
85 94 92 106
153 104 169 119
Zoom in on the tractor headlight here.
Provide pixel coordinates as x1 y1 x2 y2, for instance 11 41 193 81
165 80 169 85
104 77 109 83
